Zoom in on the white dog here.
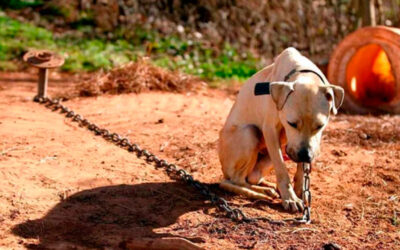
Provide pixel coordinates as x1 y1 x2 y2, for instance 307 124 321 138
218 48 344 212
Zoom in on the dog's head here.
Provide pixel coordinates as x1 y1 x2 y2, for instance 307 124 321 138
269 78 344 163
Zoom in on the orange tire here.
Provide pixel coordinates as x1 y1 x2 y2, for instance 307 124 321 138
328 26 400 114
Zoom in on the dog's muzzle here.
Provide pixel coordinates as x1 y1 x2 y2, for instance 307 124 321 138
297 147 313 163
286 145 313 163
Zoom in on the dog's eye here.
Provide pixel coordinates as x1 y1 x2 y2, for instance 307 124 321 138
287 121 297 129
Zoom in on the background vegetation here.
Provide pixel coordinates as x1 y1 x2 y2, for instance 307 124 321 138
0 0 399 81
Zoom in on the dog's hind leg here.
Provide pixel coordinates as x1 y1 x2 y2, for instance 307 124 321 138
220 180 273 200
219 124 261 184
247 155 279 198
219 124 279 199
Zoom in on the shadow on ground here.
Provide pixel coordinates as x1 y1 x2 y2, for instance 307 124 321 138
12 182 210 249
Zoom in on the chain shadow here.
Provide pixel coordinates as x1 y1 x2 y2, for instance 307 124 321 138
12 182 210 249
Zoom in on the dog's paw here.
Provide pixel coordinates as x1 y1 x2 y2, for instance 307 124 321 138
248 185 280 199
280 186 304 212
282 196 304 212
278 181 304 212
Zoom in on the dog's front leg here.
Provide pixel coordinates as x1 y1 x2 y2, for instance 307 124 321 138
263 126 304 212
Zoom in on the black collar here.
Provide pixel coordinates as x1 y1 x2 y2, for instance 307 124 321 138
284 69 326 84
254 68 326 96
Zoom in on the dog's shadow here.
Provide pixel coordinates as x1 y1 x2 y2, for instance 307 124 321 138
12 182 212 249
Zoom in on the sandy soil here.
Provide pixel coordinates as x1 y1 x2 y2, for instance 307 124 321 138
0 71 399 249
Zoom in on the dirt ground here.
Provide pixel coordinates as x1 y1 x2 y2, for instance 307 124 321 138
0 71 399 249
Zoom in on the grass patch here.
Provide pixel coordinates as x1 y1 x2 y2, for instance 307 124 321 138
0 15 55 61
0 0 43 9
0 15 136 71
0 14 260 81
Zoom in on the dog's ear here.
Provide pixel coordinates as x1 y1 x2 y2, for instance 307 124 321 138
270 81 295 110
322 85 345 115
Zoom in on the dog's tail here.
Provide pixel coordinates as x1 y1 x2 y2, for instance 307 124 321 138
219 180 276 201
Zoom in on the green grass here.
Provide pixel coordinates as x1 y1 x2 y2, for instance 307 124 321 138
0 0 43 9
0 15 55 60
0 15 136 71
0 14 260 81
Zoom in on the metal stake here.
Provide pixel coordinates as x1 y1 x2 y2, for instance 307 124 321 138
22 50 64 101
37 68 49 100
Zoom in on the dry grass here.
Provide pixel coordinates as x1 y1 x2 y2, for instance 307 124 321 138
75 58 206 97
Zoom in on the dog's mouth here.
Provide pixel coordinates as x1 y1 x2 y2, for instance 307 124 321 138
284 145 300 162
285 145 317 163
283 145 295 162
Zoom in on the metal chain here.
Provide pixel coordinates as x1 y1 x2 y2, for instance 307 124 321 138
252 163 312 224
301 163 312 223
35 96 312 224
284 163 312 224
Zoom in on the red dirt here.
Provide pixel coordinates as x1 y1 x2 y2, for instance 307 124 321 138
0 72 399 249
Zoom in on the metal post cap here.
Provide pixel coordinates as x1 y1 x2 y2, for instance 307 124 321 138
23 50 64 69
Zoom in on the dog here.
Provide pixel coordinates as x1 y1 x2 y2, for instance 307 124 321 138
218 47 344 212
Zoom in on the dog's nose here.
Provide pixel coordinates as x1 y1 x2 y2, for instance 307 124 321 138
297 148 313 163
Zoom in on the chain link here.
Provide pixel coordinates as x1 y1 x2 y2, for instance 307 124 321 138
296 163 312 223
35 97 312 224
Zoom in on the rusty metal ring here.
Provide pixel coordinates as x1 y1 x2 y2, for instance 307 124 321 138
185 175 194 183
72 114 82 122
66 111 75 118
100 129 110 137
233 209 247 220
133 144 141 153
221 204 233 213
94 127 102 135
36 96 44 103
127 144 135 152
146 155 155 162
177 169 188 178
159 160 168 167
88 124 96 131
152 156 160 164
168 164 177 171
50 99 59 105
120 138 129 147
54 104 62 110
304 190 312 204
61 106 69 113
111 133 120 142
81 119 89 126
216 197 229 207
142 150 151 158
